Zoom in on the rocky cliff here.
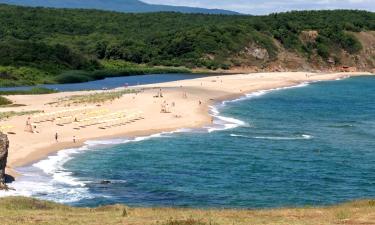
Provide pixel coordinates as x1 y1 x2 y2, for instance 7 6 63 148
228 31 375 74
0 132 9 190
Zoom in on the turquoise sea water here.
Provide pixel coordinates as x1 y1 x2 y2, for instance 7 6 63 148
7 76 375 208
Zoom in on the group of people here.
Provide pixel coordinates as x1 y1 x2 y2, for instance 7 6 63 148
55 132 77 143
161 100 171 113
154 89 164 98
25 117 77 143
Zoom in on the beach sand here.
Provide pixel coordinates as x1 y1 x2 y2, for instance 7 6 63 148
0 72 372 178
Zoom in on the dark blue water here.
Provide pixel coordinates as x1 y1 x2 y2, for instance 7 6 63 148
0 74 205 92
10 76 375 208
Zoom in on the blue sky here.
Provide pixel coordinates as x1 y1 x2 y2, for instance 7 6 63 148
142 0 375 14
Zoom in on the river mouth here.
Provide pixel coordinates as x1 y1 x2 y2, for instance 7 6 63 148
0 73 207 92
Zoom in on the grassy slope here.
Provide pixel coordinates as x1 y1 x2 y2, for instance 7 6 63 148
0 197 374 225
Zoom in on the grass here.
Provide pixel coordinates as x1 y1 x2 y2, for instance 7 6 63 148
53 89 139 105
0 87 57 95
0 197 374 225
0 110 43 120
0 96 12 106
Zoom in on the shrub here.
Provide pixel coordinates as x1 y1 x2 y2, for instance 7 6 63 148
340 33 363 53
317 43 330 59
55 71 93 84
0 96 12 106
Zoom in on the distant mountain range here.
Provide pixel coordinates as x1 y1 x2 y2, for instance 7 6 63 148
0 0 240 14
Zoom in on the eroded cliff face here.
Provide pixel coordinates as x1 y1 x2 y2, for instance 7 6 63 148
0 132 9 190
229 31 375 73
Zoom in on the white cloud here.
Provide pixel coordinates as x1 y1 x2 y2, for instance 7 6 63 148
142 0 375 14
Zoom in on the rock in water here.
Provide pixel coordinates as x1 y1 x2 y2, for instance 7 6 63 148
100 180 111 185
0 133 9 190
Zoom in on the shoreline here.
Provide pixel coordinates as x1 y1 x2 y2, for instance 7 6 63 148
2 72 373 179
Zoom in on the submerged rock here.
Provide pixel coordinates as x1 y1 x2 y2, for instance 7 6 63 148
100 180 111 185
0 132 9 190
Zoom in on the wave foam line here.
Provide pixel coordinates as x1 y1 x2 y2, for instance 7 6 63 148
230 134 313 140
206 82 311 133
219 82 310 107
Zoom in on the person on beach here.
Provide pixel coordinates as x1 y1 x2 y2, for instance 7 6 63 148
24 117 33 133
55 132 59 142
73 136 76 143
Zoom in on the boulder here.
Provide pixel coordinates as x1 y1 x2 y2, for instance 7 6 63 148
0 132 9 190
240 43 269 60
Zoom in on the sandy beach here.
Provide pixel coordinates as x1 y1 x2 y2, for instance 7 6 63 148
0 71 372 178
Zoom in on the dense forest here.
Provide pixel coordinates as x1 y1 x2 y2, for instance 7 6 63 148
0 4 374 86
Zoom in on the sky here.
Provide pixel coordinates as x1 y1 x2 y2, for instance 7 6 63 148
142 0 375 15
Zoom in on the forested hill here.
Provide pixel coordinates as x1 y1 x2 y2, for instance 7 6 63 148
0 0 239 14
0 4 374 86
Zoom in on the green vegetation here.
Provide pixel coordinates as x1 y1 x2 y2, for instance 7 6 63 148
53 89 138 105
0 96 12 106
0 87 57 95
0 110 42 120
0 197 374 225
53 61 191 84
0 4 374 86
0 66 54 87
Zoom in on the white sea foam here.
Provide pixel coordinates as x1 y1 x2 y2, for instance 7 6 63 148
205 105 248 133
205 82 311 133
253 135 313 140
230 133 313 140
0 167 92 203
1 128 189 202
229 134 247 138
335 75 350 81
219 82 310 107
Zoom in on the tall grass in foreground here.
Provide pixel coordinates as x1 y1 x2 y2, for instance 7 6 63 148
0 197 374 225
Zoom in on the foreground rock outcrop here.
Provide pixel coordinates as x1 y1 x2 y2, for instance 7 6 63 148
0 132 9 190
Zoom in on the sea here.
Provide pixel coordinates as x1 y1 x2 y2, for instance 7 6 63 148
2 75 375 208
